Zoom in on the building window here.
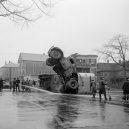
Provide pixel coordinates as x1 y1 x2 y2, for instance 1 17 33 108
89 59 91 64
85 59 89 64
91 59 96 65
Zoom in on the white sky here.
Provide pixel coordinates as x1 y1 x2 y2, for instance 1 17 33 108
0 0 129 67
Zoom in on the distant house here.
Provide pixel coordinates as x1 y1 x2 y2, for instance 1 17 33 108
0 62 19 81
71 53 98 75
97 62 129 88
18 53 55 78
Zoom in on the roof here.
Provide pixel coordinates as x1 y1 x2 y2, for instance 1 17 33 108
19 53 49 62
97 63 123 72
2 62 19 68
71 53 98 58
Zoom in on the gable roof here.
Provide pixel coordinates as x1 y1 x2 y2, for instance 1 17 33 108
71 53 98 58
18 53 49 62
97 63 123 72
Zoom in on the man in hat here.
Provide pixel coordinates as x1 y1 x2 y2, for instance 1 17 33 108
98 77 107 101
122 77 129 102
0 78 4 91
16 77 20 92
12 78 16 92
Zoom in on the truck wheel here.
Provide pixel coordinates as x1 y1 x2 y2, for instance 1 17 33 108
46 58 55 66
48 47 64 60
67 79 78 90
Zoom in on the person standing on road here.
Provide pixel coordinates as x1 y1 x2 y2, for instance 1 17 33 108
16 77 20 92
9 80 13 91
25 78 31 92
32 80 36 87
122 77 129 102
21 79 26 91
0 78 4 92
91 80 97 98
12 78 16 92
98 77 107 101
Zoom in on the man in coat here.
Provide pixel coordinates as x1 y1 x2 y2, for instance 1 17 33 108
122 77 129 102
99 77 107 101
0 78 4 91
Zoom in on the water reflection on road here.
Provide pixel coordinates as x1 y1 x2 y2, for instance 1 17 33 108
50 95 80 129
0 90 129 129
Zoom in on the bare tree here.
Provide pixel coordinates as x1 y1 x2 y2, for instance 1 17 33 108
97 34 129 79
0 0 55 24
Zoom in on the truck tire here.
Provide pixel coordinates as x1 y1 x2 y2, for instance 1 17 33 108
66 79 78 90
46 58 55 66
48 47 64 60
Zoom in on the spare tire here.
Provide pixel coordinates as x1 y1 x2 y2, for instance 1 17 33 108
46 58 56 66
48 47 64 60
66 79 78 89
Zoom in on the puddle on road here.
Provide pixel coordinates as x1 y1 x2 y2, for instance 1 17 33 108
0 90 129 129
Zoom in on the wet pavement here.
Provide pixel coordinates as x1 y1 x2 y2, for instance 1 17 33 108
0 88 129 129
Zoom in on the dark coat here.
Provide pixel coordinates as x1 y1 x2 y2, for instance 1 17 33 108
0 79 4 86
16 79 20 84
99 80 106 94
123 81 129 94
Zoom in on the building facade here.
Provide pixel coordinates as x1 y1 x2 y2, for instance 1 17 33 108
18 53 55 78
0 62 20 81
97 62 129 88
71 53 98 75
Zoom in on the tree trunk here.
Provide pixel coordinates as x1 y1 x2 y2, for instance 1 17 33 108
123 65 126 80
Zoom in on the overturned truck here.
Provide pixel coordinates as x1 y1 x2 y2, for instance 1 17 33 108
46 46 78 94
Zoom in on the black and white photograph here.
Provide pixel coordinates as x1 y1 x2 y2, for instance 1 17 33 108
0 0 129 129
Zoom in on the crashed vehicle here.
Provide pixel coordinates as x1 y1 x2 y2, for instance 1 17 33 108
46 46 78 94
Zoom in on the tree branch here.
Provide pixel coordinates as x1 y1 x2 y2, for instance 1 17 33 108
0 0 54 23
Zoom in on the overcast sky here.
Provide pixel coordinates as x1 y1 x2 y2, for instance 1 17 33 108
0 0 129 67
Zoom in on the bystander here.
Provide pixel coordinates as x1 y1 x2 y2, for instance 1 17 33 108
98 77 107 101
122 77 129 102
90 80 97 98
0 78 4 91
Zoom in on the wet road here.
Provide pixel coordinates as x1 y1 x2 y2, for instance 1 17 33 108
0 89 129 129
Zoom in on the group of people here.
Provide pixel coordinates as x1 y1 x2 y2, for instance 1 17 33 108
10 77 21 92
10 78 37 92
0 77 38 93
90 76 129 102
21 79 36 92
90 76 110 101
